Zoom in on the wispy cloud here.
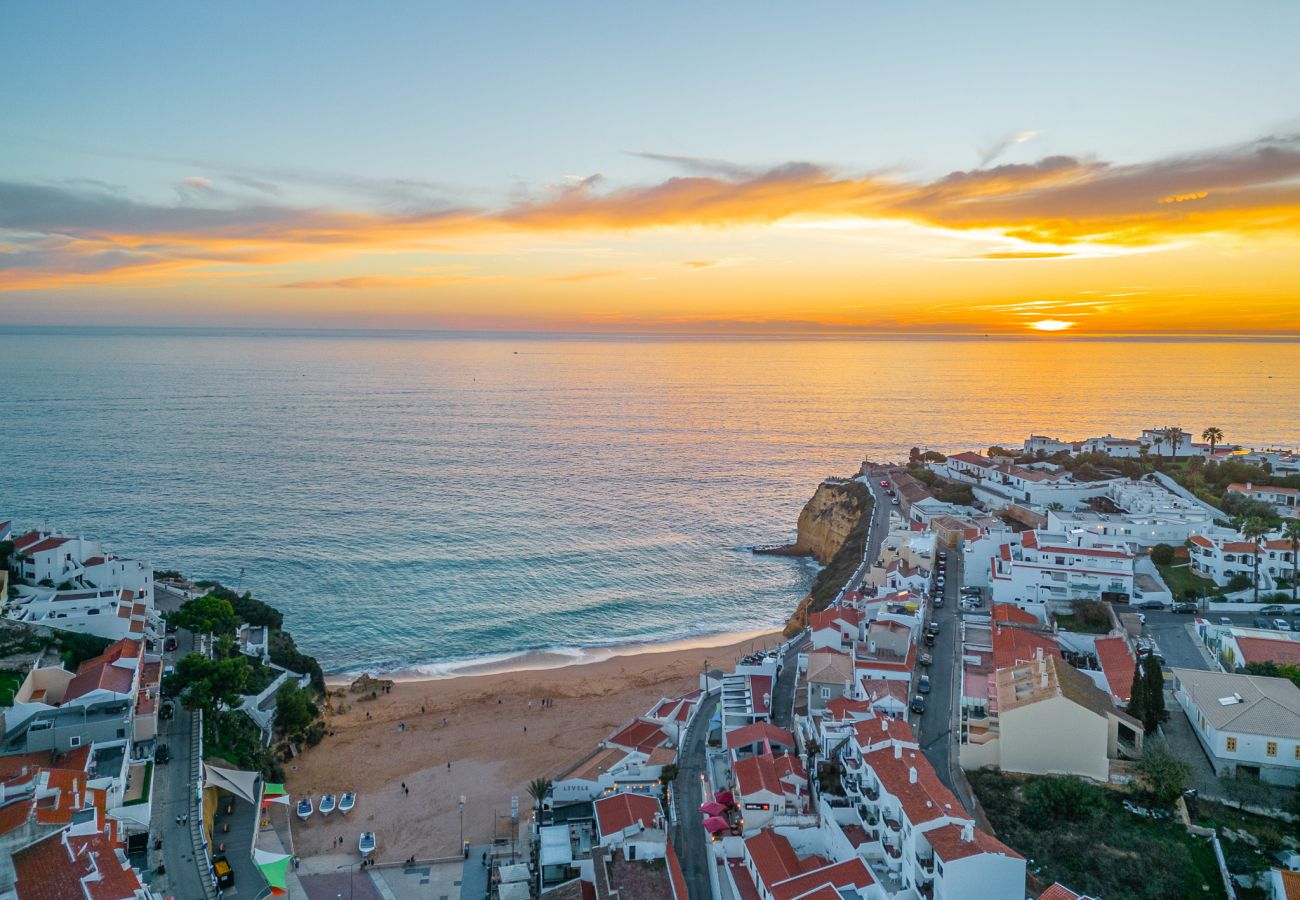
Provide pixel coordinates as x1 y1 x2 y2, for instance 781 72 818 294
3 132 1300 293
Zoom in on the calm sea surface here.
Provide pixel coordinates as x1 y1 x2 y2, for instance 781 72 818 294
3 329 1297 674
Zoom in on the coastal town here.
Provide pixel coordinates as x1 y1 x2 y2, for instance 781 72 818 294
4 426 1300 900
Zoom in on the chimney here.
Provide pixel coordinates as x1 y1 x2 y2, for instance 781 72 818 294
881 718 888 732
1246 482 1253 491
894 743 902 760
961 823 974 843
909 767 917 784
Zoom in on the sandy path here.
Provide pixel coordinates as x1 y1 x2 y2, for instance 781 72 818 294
284 631 780 861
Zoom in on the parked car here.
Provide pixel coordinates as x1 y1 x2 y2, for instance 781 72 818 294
1172 602 1196 614
1137 600 1165 611
919 652 933 666
1261 605 1287 615
880 481 889 488
164 636 178 652
891 497 900 505
918 675 931 694
933 595 943 608
926 621 941 636
160 700 175 720
910 695 927 714
1219 617 1234 626
924 631 936 646
1254 616 1274 629
1275 619 1292 631
156 744 170 765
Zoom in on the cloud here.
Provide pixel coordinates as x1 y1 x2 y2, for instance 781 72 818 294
3 132 1300 293
977 130 1040 168
279 274 474 289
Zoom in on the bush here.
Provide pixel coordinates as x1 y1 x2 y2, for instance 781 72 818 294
1227 573 1253 592
274 679 315 735
269 630 325 692
304 720 327 747
1150 544 1177 566
57 632 113 669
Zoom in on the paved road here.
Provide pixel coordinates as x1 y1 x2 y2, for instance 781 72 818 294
846 475 896 596
918 548 961 800
149 623 216 900
770 635 806 731
672 691 720 900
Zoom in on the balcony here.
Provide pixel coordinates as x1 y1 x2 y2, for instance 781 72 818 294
864 785 880 801
917 855 934 875
884 843 901 860
884 817 901 833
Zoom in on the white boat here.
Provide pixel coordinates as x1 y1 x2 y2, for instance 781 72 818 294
359 832 376 856
339 792 356 814
296 797 313 821
320 793 336 815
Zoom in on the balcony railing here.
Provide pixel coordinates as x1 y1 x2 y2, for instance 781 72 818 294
864 786 879 801
884 843 901 860
917 855 934 873
884 817 901 832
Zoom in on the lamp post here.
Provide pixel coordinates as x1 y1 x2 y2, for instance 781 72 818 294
459 795 466 857
335 861 356 900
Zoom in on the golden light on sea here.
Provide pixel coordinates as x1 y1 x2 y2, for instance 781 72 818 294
1029 319 1075 332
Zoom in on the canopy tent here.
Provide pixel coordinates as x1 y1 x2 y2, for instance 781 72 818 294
261 782 291 807
699 800 726 816
202 764 260 805
702 816 730 834
253 850 290 896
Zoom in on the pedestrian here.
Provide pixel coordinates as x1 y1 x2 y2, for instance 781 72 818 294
447 761 451 770
523 725 527 733
421 704 426 714
175 815 180 825
401 782 406 791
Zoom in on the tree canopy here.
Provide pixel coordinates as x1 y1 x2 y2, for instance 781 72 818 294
169 594 239 636
164 652 249 713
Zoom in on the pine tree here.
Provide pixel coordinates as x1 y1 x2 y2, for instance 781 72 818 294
1142 654 1166 735
1127 665 1147 726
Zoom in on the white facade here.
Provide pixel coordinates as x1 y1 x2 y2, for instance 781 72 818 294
1189 532 1296 591
989 530 1135 608
1173 668 1300 786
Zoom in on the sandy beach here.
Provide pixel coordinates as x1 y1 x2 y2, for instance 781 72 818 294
283 630 782 862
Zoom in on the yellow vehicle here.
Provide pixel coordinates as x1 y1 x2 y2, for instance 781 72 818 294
213 856 234 888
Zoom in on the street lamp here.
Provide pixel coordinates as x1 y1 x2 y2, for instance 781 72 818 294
459 795 466 856
335 862 357 900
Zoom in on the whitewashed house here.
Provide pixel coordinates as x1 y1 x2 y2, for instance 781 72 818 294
1172 667 1300 786
988 530 1135 609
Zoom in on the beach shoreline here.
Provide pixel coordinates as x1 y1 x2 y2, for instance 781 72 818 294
324 625 788 686
288 627 782 861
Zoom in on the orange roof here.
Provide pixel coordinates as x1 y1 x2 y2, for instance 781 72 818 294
993 624 1061 671
606 719 668 754
1235 636 1300 668
0 798 34 836
595 792 661 838
1190 535 1214 548
858 677 909 706
862 743 962 824
770 859 876 900
734 753 783 797
744 831 810 888
726 723 796 750
65 644 139 701
665 840 688 900
1094 636 1137 703
1277 869 1300 900
1039 885 1084 900
926 821 1022 862
993 603 1039 626
824 697 877 720
851 715 916 748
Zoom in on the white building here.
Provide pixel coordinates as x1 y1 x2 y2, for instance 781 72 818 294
1189 532 1296 591
4 527 157 642
989 530 1135 608
1172 667 1300 786
836 717 1027 898
1228 482 1300 519
721 657 779 731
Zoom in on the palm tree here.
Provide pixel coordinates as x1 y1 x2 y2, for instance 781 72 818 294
1241 517 1270 603
527 777 552 821
1162 426 1183 461
1151 435 1165 459
1285 519 1300 604
1202 427 1224 456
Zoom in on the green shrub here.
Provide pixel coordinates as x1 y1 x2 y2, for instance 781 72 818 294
1150 544 1177 566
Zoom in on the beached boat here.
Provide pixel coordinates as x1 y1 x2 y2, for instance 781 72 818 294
320 793 336 815
359 832 376 856
339 792 356 814
296 797 313 821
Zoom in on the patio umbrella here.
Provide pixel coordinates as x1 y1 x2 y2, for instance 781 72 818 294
702 816 730 834
699 800 726 815
715 790 734 806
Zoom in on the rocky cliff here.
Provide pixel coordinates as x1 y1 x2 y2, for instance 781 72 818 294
755 478 869 564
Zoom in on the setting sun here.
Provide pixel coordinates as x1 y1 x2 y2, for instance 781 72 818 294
1029 319 1076 332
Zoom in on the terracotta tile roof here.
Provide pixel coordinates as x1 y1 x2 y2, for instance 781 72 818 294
11 530 47 553
646 746 678 767
65 643 139 701
565 746 631 782
1190 535 1214 548
993 603 1039 626
665 840 688 900
0 798 34 836
21 536 71 555
992 624 1060 670
1094 636 1137 703
595 792 661 838
770 858 876 900
861 742 961 824
606 719 669 754
850 715 916 749
858 677 909 706
734 753 784 798
726 723 796 750
824 697 877 720
1235 636 1300 668
1039 883 1097 900
14 828 143 900
806 650 854 684
1278 870 1300 900
744 830 807 887
750 675 772 714
925 822 1023 862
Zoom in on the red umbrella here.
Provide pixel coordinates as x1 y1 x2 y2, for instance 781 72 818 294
715 790 734 806
699 800 727 816
702 816 730 833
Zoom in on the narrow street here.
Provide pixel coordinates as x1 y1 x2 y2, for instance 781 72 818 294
673 691 719 900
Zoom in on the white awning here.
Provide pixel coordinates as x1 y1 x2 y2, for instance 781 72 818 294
202 763 259 805
539 825 573 867
499 864 530 884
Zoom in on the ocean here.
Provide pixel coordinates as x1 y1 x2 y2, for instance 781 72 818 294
3 328 1298 674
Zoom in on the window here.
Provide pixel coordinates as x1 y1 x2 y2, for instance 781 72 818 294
69 736 81 747
820 686 831 700
1226 737 1237 753
1294 745 1300 761
1268 741 1278 758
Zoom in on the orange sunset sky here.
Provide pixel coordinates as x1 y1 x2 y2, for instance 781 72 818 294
2 3 1299 335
